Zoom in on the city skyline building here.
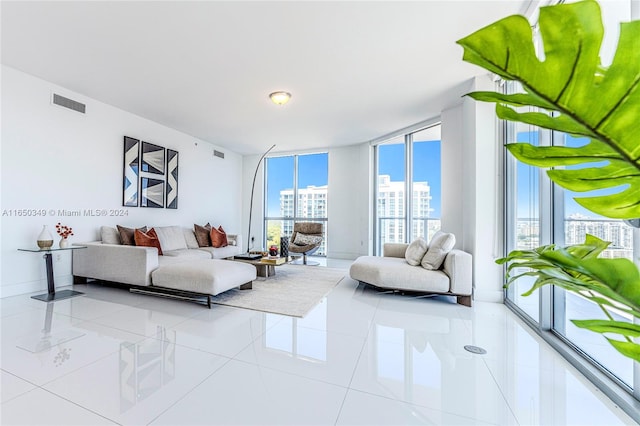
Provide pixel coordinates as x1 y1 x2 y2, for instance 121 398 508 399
376 175 439 245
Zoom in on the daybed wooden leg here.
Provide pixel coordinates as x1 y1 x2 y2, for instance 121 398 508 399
457 295 472 307
207 295 212 309
240 281 253 290
73 275 87 284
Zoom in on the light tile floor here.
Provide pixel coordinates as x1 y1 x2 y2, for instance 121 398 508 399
0 259 636 425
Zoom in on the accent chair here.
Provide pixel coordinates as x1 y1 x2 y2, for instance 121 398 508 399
289 222 323 265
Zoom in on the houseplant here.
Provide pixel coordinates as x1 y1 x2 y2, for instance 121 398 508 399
457 0 640 361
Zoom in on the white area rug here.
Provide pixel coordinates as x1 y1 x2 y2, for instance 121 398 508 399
210 264 346 317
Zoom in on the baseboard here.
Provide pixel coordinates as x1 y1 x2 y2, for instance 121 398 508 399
0 274 74 298
325 251 361 260
474 289 503 303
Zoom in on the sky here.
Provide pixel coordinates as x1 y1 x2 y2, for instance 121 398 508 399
264 153 328 217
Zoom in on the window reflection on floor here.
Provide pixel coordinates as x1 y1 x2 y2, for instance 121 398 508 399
264 301 327 363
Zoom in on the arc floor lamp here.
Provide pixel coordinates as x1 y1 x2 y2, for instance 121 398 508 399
244 144 276 256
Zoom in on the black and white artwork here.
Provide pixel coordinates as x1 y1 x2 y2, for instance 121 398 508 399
123 136 178 209
166 149 178 209
141 177 164 208
123 137 140 207
141 142 165 175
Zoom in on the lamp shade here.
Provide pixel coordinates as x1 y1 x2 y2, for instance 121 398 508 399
269 91 291 105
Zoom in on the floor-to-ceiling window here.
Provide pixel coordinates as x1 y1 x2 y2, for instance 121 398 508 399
264 152 328 255
553 134 637 388
374 122 441 254
503 0 639 413
376 136 406 254
504 95 545 323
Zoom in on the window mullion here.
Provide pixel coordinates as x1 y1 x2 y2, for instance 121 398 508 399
405 134 412 244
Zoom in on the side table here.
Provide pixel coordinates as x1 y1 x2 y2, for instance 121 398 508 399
18 246 87 302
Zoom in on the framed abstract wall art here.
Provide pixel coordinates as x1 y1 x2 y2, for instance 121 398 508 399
166 149 179 209
123 136 140 207
122 136 178 209
141 141 165 175
140 177 165 208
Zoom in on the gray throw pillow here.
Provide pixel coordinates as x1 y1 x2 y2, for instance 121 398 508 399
421 231 456 270
404 237 428 266
101 226 121 244
183 228 200 249
154 226 188 252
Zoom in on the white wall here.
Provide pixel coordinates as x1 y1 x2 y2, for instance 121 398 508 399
1 65 244 297
328 144 371 259
441 75 503 302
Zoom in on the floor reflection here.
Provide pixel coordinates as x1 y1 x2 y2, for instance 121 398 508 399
263 302 328 363
15 302 85 361
119 327 175 413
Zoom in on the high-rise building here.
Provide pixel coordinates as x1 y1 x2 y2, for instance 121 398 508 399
377 175 436 243
516 214 635 260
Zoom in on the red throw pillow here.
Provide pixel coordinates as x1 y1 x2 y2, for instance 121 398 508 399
210 225 228 248
134 228 163 255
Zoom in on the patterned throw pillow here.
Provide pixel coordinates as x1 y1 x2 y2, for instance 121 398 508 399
293 233 323 246
210 226 228 248
134 228 163 255
194 223 212 247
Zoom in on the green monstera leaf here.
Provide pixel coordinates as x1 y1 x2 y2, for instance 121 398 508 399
497 234 640 361
457 0 640 219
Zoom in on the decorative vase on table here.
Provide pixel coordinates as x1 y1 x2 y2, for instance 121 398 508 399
280 236 289 260
37 225 54 250
59 238 70 249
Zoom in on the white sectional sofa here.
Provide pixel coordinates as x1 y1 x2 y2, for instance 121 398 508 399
72 226 251 304
349 236 473 306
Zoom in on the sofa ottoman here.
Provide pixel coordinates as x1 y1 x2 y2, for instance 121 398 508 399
149 259 256 307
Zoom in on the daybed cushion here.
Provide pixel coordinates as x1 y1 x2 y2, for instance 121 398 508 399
350 256 449 293
421 231 456 270
151 259 256 296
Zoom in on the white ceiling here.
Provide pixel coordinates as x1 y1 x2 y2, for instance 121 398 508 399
1 1 531 155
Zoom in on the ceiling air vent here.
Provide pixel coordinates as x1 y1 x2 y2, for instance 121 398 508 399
213 150 225 159
52 93 86 114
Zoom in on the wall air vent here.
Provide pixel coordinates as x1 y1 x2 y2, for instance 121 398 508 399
213 150 225 159
52 93 86 114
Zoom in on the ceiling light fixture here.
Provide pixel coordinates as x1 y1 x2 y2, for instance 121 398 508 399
269 91 291 105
